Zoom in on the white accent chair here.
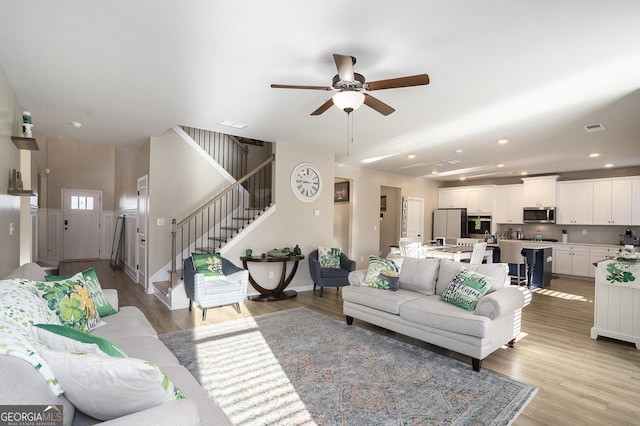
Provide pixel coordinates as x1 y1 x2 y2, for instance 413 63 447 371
184 256 249 319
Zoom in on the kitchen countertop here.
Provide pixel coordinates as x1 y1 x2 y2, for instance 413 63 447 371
494 240 629 249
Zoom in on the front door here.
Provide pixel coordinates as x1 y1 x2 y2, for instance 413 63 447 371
62 189 101 260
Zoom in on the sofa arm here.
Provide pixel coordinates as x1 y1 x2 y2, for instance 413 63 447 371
348 270 367 286
474 286 526 319
101 399 205 426
103 289 119 311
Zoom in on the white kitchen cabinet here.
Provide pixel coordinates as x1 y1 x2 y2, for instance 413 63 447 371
522 176 558 207
588 246 622 277
493 184 523 224
632 178 640 226
554 244 590 276
592 179 633 225
556 181 593 225
466 186 494 214
438 188 467 209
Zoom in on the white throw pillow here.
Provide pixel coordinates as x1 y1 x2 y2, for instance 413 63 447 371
33 323 127 358
467 263 509 293
41 349 185 420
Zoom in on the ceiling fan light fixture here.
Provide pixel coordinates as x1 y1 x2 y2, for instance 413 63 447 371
332 91 365 112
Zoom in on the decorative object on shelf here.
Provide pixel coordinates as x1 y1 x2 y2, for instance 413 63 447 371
334 181 349 202
245 249 252 257
290 162 321 202
293 245 301 256
22 111 33 137
11 169 23 190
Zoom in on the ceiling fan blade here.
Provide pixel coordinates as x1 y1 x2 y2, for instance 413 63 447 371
365 74 430 91
311 98 334 115
363 94 395 116
333 54 355 82
271 84 333 91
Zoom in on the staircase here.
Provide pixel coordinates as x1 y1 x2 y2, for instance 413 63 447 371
152 127 274 309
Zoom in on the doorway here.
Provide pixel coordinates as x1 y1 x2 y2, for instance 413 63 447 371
62 189 102 260
404 196 425 243
379 186 401 257
136 175 148 290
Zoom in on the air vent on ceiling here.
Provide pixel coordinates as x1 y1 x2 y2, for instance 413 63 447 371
584 123 605 133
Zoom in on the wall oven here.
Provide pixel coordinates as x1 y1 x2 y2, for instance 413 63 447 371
467 215 492 237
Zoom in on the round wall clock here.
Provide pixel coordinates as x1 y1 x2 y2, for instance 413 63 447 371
291 162 322 202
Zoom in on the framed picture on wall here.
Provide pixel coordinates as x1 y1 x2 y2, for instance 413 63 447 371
334 181 350 202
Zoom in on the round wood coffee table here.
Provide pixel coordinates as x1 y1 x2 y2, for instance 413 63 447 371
240 255 305 302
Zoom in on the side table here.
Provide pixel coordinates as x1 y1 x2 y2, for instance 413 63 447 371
240 255 305 302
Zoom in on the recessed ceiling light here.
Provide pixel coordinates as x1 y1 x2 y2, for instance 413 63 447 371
604 163 613 168
589 153 600 158
497 138 509 145
71 121 82 128
520 171 528 176
218 119 248 129
460 177 466 181
454 149 463 155
431 171 438 175
497 164 505 168
407 154 416 159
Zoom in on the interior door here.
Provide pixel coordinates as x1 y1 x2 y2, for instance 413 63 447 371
405 197 424 243
136 175 148 290
62 189 101 260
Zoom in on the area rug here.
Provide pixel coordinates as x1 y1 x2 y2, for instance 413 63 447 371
159 307 536 425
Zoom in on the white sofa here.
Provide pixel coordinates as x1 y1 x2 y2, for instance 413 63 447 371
0 263 232 426
343 257 530 371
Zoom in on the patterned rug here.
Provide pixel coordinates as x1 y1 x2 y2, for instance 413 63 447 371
159 307 536 425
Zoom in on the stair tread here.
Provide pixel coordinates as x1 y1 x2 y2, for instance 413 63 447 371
154 281 171 296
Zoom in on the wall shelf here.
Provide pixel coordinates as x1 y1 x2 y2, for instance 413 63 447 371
11 136 39 150
7 189 35 196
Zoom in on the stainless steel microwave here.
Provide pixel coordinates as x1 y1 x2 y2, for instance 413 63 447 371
523 207 556 223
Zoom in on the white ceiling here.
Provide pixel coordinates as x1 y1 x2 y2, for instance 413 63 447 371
1 1 639 182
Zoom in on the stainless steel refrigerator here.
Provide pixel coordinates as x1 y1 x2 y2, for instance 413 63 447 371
432 208 468 239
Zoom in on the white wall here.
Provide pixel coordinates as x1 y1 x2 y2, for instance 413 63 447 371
0 65 22 276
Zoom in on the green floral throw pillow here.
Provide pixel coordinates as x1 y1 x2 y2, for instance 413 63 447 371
35 272 103 333
363 256 400 290
318 247 341 269
192 253 226 281
439 270 493 311
45 267 117 317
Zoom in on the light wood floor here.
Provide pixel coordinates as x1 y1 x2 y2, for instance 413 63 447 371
62 260 640 425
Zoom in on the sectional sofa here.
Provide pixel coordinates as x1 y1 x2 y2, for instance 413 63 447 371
0 263 231 425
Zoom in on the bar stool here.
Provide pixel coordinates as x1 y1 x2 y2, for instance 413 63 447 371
498 240 528 286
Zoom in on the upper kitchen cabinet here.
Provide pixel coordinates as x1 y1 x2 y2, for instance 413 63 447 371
592 178 633 226
493 184 524 224
632 178 640 226
466 186 494 214
522 176 558 207
438 187 468 209
557 181 594 225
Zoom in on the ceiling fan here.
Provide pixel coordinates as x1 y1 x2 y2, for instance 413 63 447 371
271 53 430 116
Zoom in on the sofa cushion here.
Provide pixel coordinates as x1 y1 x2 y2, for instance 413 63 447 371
4 263 46 281
111 336 181 368
318 246 341 268
435 259 508 295
439 270 493 311
342 286 422 315
45 267 118 317
399 296 491 338
41 349 185 421
91 306 157 340
33 323 128 358
320 267 350 278
398 257 440 295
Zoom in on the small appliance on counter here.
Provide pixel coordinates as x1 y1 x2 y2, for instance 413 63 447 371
622 228 639 246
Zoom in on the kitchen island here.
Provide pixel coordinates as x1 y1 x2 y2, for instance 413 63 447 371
489 242 554 288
